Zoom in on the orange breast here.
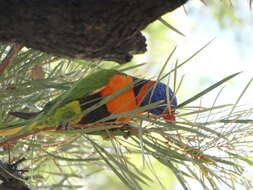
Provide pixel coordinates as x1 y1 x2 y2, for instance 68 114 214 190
99 74 138 121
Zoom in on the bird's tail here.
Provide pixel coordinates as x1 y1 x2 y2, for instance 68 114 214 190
8 111 41 120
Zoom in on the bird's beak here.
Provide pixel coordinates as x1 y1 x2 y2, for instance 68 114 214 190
163 112 176 122
162 108 176 122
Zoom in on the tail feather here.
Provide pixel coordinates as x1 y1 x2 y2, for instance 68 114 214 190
9 111 41 120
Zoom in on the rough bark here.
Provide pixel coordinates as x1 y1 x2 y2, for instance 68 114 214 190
0 159 29 190
0 0 187 63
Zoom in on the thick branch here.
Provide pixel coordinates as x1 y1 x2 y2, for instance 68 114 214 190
0 0 187 63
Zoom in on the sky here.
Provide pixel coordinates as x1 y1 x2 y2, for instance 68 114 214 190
175 0 253 106
133 0 253 108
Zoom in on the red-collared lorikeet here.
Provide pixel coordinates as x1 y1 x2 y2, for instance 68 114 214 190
8 69 177 129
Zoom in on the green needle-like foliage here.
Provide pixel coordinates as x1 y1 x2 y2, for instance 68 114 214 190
0 42 253 190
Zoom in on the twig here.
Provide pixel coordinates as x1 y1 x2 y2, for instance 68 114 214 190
0 121 131 147
42 138 76 148
0 44 23 76
0 126 56 147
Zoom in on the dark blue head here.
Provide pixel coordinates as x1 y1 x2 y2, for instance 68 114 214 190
133 78 177 116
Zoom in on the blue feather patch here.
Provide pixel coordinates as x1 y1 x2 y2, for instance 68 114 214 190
133 77 177 115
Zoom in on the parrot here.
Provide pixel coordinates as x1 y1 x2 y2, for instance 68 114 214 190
5 69 177 136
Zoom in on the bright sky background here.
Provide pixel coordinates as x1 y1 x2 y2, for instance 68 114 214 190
176 0 253 106
133 0 253 109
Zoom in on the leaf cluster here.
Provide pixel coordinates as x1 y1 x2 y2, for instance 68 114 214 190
0 43 253 190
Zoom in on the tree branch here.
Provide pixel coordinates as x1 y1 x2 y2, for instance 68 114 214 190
0 0 187 63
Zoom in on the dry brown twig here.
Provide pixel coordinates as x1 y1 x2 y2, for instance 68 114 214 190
0 44 23 75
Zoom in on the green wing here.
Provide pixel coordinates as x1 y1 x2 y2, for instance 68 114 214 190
44 69 120 112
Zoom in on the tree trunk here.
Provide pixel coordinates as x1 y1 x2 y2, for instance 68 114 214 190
0 0 187 63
